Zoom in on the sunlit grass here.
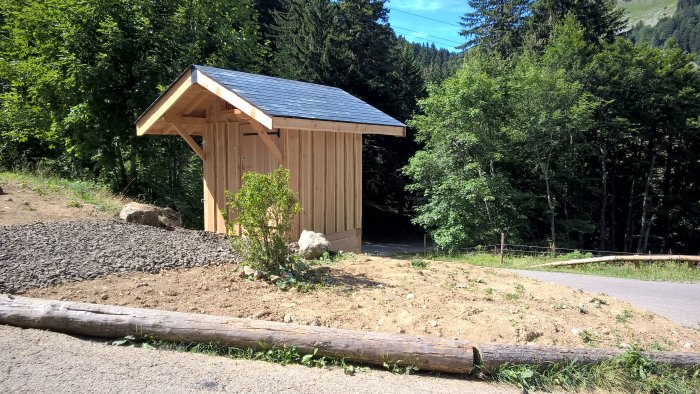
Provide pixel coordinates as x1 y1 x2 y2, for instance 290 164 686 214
0 171 126 214
415 252 700 283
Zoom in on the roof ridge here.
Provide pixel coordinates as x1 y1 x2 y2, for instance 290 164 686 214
192 64 349 93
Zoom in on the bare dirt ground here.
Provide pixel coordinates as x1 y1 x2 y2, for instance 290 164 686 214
26 256 700 352
4 174 699 352
0 178 118 225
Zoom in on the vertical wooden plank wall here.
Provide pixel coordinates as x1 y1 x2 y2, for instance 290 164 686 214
203 119 244 234
205 123 362 252
283 130 362 252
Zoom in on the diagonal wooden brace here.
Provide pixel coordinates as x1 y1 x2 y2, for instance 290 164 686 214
249 121 284 164
173 124 205 160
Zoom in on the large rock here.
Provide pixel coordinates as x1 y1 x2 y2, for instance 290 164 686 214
119 202 160 227
119 202 183 229
298 230 330 259
159 207 183 228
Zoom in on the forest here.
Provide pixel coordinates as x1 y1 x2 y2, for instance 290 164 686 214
1 0 699 253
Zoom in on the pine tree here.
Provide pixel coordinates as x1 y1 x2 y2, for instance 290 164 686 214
529 0 627 46
458 0 532 55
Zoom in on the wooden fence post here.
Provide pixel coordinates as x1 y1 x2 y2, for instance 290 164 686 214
499 232 505 265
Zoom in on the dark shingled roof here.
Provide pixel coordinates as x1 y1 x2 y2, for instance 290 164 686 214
194 65 405 128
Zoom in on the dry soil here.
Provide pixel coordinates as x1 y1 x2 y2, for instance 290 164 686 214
26 255 700 352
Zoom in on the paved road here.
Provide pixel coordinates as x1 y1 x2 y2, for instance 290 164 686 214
0 325 513 394
362 241 433 256
510 270 700 329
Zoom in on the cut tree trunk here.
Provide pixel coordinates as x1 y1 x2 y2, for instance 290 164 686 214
0 295 474 374
530 254 700 268
477 343 700 372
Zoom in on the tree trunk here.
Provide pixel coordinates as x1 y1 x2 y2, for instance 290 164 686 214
542 150 556 251
637 154 656 253
477 343 700 372
623 179 636 253
0 295 474 374
599 146 608 251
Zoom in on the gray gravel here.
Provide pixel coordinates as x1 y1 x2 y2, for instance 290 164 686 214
0 220 238 293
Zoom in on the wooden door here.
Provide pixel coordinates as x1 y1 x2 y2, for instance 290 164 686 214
239 123 281 176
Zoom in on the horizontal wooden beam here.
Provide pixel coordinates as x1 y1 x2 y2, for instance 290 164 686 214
162 115 206 125
272 117 405 137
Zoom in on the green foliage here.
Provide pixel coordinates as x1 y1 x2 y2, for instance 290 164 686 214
406 25 595 250
530 0 628 46
619 0 678 27
112 336 368 373
410 259 428 269
492 350 700 393
0 171 125 214
409 10 700 254
459 0 532 55
272 0 426 216
0 0 264 227
223 167 301 274
617 309 634 323
435 252 700 282
628 0 698 55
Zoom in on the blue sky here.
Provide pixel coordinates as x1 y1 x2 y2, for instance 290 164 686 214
386 0 471 51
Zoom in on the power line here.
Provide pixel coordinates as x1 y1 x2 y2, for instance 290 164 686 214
392 25 463 46
394 32 459 49
387 6 462 28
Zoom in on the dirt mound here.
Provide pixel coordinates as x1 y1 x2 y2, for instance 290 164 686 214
25 256 700 352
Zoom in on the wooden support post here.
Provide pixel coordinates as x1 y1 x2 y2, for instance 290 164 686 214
0 295 474 374
173 125 205 160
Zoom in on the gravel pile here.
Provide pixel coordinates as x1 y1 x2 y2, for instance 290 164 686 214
0 220 239 293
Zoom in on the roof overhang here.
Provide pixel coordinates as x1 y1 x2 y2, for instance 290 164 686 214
136 67 406 137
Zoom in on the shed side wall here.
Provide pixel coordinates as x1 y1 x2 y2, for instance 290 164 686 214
203 123 362 252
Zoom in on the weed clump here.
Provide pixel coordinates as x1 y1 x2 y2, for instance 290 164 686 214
223 167 301 276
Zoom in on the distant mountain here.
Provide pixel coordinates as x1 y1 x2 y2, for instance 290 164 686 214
618 0 678 26
628 0 700 55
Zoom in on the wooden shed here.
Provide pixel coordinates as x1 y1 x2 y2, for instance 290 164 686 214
135 65 405 252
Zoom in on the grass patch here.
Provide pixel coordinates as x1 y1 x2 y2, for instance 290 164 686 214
619 0 677 26
425 252 700 283
411 258 428 269
0 171 125 214
111 336 373 375
491 349 700 393
112 335 699 392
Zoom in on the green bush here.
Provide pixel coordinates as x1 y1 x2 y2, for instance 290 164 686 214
223 167 301 274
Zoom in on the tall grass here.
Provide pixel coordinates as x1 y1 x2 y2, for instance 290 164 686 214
0 171 126 214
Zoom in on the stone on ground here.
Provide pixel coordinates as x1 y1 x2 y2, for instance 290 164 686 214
119 202 183 229
298 230 330 259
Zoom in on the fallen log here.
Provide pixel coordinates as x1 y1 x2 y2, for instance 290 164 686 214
1 295 697 374
0 295 473 374
477 343 700 372
531 254 700 268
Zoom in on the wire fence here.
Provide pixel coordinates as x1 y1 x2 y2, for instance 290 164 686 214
411 242 644 259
